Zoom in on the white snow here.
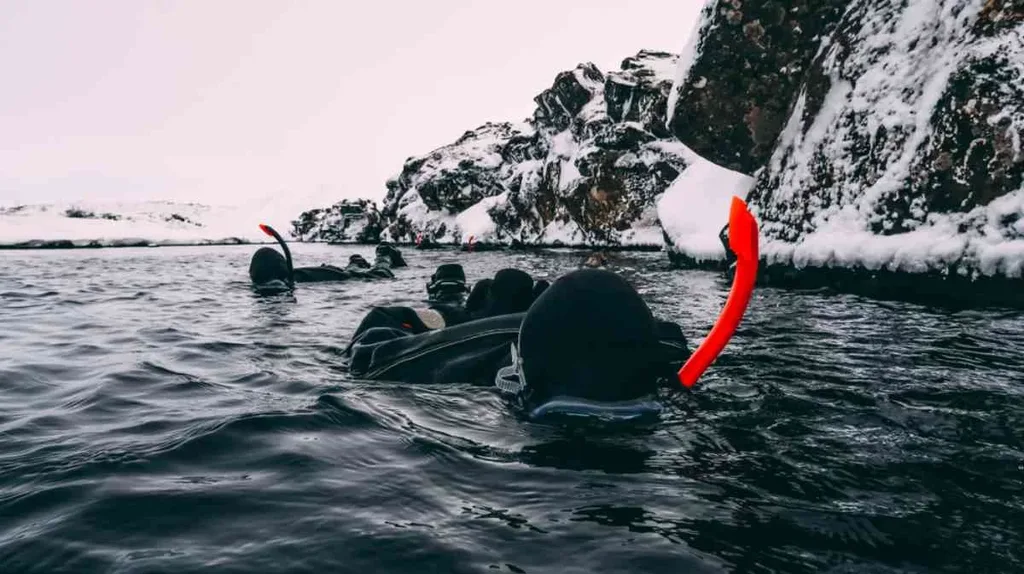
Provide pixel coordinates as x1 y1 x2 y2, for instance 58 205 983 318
537 218 588 246
399 122 534 194
380 191 457 243
661 147 1024 278
454 192 507 243
753 11 1024 279
761 185 1024 278
657 154 757 260
577 90 609 127
618 200 665 247
765 0 989 226
0 199 307 246
380 188 509 245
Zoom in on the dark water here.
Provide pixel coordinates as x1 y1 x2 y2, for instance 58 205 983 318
1 245 1022 574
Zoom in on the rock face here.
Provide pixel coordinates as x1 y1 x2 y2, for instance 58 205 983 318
380 50 690 246
665 0 1024 278
291 199 383 243
667 0 850 174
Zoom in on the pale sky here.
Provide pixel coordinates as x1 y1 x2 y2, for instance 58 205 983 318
0 1 702 208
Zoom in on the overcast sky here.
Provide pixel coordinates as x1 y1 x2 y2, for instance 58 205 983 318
0 1 702 208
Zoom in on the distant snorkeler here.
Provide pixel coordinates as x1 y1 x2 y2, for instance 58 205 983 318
248 224 407 294
351 263 549 336
342 197 760 423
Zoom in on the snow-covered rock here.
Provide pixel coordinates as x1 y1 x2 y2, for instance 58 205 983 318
379 50 691 247
663 0 1024 279
290 199 383 243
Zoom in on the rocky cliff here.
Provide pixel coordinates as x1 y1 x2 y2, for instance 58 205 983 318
664 0 1024 280
290 199 384 243
378 50 691 247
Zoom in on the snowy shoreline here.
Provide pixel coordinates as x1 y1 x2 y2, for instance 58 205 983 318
0 238 263 250
0 238 663 251
668 251 1024 309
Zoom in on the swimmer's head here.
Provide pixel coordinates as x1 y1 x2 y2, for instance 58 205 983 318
465 278 492 314
376 242 407 267
514 269 662 411
427 263 469 304
249 247 291 292
349 254 371 269
484 269 534 316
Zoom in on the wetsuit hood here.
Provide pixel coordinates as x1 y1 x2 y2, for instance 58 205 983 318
516 269 662 406
482 269 534 317
249 247 292 292
427 263 469 304
465 278 493 315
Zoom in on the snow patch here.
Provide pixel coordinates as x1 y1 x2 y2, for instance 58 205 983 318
537 219 588 246
764 185 1024 278
0 200 302 246
761 0 1006 234
658 155 756 260
454 192 507 243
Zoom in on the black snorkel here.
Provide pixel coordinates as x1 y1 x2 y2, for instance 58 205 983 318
258 223 295 289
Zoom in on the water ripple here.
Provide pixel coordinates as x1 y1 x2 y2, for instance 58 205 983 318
0 245 1022 573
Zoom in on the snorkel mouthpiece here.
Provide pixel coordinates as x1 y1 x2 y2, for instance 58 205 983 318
677 196 759 389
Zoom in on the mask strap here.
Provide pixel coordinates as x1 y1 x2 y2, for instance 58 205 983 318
495 343 527 395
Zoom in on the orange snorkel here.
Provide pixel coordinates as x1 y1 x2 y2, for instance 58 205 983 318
678 196 760 388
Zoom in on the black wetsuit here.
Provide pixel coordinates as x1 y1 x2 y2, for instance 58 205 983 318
293 256 396 282
350 267 540 338
344 312 690 386
249 243 406 292
344 268 692 420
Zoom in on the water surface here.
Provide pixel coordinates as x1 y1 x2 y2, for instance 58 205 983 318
1 245 1022 573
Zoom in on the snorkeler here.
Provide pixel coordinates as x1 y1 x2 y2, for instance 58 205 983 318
349 264 546 337
344 196 760 421
249 224 407 293
345 267 691 420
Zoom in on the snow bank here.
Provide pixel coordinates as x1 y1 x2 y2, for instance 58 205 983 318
454 192 506 243
0 200 302 247
660 156 1024 279
761 185 1024 279
657 156 756 260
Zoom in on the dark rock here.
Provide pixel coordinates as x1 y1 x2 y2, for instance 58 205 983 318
291 199 383 243
533 63 605 132
64 207 97 219
667 0 850 174
165 213 201 227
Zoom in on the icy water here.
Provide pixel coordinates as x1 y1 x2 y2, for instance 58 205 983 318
1 244 1022 574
